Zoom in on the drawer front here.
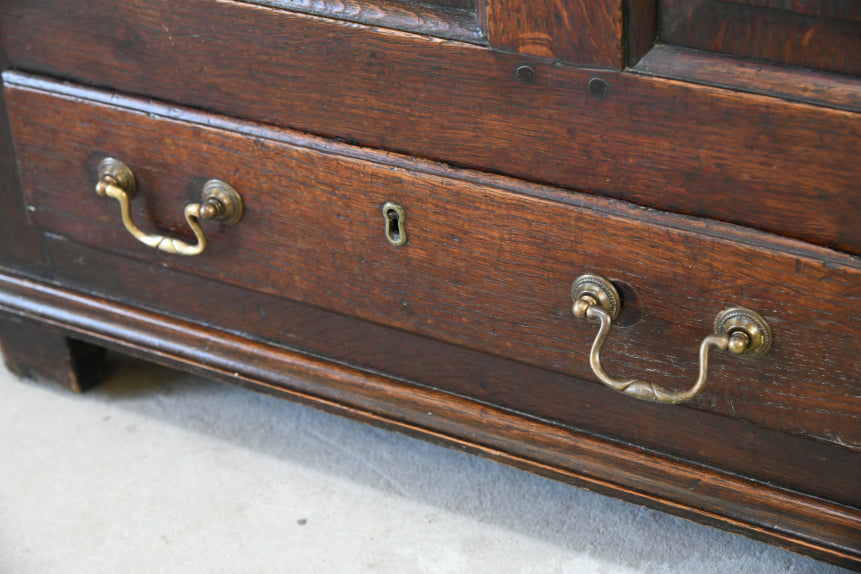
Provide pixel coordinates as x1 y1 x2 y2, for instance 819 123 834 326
5 0 861 254
6 73 860 446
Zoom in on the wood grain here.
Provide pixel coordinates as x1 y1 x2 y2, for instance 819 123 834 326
634 44 861 113
2 0 858 252
1 3 860 567
0 270 858 569
45 236 861 508
484 0 623 66
6 76 860 446
624 0 656 65
661 0 861 75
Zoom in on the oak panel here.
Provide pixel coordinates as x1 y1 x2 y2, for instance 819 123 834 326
661 0 861 75
484 0 623 66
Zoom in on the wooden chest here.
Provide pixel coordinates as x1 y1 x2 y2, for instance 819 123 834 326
1 1 858 567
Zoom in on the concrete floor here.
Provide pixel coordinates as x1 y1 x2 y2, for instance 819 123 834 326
0 351 847 573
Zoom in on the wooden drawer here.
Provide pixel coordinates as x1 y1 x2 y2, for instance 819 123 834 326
6 72 860 450
3 72 861 566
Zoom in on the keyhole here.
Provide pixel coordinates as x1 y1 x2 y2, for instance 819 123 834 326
382 202 407 246
387 209 400 241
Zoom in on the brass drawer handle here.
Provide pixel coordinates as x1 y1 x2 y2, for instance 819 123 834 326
95 158 243 256
571 274 772 405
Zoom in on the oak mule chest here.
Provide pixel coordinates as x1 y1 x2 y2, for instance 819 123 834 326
0 1 859 568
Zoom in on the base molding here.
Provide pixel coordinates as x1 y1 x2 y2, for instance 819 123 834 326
0 270 858 569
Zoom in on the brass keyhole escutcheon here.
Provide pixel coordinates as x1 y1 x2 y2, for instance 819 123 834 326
383 202 407 247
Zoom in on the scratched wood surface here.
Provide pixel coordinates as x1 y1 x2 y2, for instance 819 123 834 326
2 0 859 253
7 76 860 448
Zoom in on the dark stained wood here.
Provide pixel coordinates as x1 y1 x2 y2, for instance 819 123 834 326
0 51 45 274
44 236 861 508
484 0 623 67
0 270 858 568
414 0 474 10
0 313 106 392
238 0 484 43
723 0 860 20
634 44 861 113
6 76 860 447
624 0 656 65
3 1 858 253
1 1 860 568
661 0 861 76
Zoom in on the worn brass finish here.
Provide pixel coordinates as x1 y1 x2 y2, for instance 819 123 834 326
201 179 244 225
96 158 243 256
383 202 407 247
571 274 620 319
714 307 772 357
96 157 137 199
571 274 772 405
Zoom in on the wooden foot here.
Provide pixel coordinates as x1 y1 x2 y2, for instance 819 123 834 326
0 314 106 392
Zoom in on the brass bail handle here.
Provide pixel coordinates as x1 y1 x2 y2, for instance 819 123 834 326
95 157 244 256
571 274 772 405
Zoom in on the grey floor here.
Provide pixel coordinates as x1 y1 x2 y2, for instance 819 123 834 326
0 351 847 573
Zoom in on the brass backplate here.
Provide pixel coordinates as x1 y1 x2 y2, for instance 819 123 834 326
202 179 244 225
714 307 772 357
571 274 621 320
97 157 137 198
